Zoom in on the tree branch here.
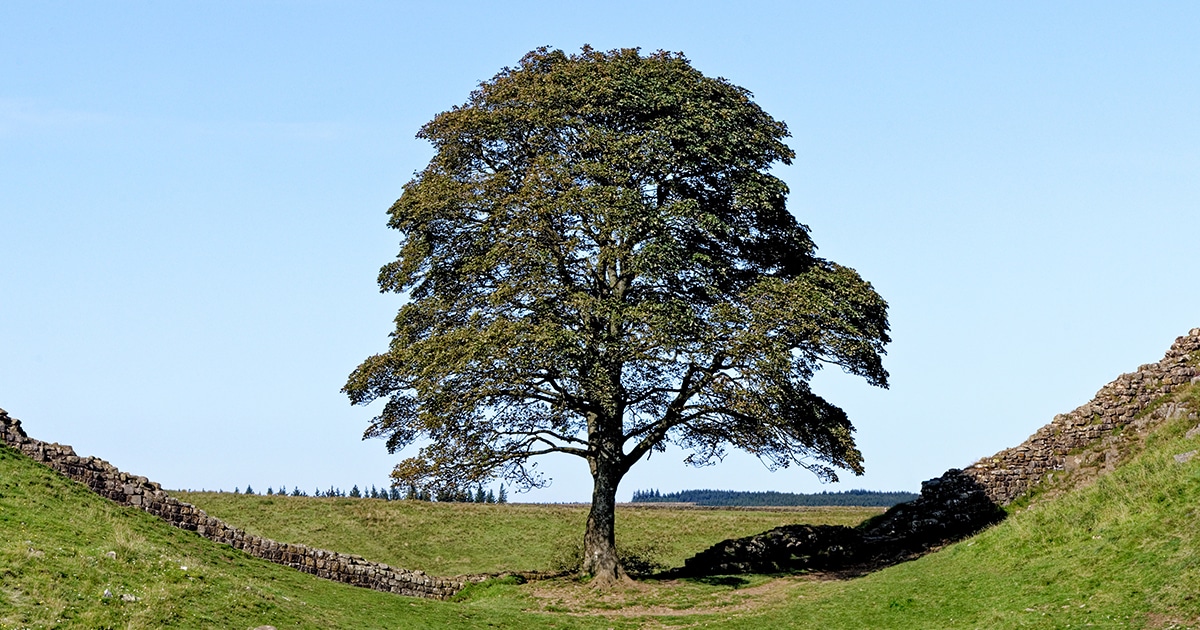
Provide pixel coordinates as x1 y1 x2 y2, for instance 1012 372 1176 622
621 352 727 469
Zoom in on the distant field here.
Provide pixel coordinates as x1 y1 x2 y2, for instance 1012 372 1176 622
176 492 881 576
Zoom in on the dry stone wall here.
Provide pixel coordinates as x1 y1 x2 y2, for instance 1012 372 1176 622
0 410 469 600
681 327 1200 577
678 467 1006 576
963 328 1200 504
7 330 1199 584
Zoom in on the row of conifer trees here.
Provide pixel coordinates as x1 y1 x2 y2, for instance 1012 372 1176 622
630 488 917 507
224 483 508 503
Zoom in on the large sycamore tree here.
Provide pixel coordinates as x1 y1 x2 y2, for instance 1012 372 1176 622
345 47 889 585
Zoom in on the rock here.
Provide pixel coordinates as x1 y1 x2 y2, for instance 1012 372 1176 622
120 593 140 602
678 468 1006 576
251 626 278 630
104 551 117 560
1173 450 1197 464
1185 425 1200 441
102 588 112 599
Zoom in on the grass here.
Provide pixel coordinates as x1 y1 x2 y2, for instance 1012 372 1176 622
0 444 638 629
488 386 1200 628
175 492 880 576
3 381 1199 628
719 398 1200 629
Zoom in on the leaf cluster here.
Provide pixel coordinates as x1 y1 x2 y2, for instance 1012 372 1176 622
344 46 889 492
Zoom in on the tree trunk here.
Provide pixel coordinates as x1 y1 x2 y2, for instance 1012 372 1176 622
581 460 629 586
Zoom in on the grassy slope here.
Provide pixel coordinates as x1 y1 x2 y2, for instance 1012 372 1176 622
459 383 1200 628
176 493 879 575
722 381 1200 629
0 445 627 630
4 383 1198 628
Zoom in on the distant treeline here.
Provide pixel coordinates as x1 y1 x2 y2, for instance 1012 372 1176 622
629 488 917 507
219 483 508 503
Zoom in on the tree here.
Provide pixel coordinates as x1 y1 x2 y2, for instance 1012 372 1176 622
344 46 889 585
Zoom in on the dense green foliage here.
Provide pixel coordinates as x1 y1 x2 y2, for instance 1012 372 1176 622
630 488 918 507
344 45 889 579
345 44 889 494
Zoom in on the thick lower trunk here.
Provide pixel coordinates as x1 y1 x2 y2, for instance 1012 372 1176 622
581 464 628 586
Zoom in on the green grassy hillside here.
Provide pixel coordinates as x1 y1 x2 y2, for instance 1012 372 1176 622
4 382 1198 628
509 382 1200 628
176 492 878 576
0 444 620 629
722 382 1200 629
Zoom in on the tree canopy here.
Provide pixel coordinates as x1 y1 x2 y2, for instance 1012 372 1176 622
344 46 889 583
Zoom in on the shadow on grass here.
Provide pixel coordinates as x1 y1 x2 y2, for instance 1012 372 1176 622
688 575 751 588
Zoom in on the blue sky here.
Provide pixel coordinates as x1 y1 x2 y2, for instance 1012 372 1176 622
2 2 1197 501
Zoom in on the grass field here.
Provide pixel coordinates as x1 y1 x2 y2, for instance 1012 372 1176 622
0 444 623 629
514 403 1200 628
3 381 1199 628
175 493 880 576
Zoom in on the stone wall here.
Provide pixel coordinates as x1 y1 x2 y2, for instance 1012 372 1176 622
680 327 1200 577
678 467 1006 576
963 327 1200 504
7 329 1199 584
0 410 468 600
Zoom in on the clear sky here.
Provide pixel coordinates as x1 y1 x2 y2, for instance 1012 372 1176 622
2 2 1197 502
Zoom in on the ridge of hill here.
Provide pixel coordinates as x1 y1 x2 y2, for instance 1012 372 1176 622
963 328 1200 504
679 328 1200 577
0 442 627 629
0 408 468 600
724 377 1200 628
